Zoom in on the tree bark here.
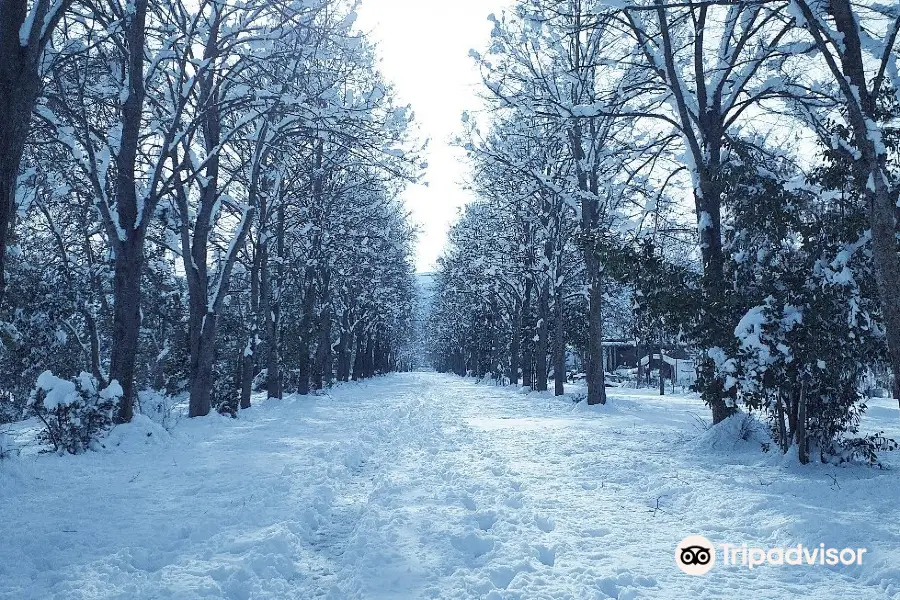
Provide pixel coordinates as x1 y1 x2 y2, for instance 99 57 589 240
508 299 521 386
110 234 144 423
795 385 808 464
534 276 550 392
336 308 351 381
184 12 237 418
553 284 565 396
695 178 735 422
188 313 218 417
265 204 284 399
520 276 534 388
296 264 317 395
659 337 666 396
240 240 261 409
364 334 375 378
571 118 607 406
351 322 365 380
312 292 333 390
584 261 607 406
108 0 149 423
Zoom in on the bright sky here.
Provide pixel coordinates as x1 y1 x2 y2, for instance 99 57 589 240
355 0 510 273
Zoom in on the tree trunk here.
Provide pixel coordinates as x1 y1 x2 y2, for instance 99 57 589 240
776 393 788 453
695 178 735 423
336 309 351 381
265 205 284 399
107 0 149 424
239 254 260 409
188 314 218 417
344 313 354 381
364 334 375 378
795 385 808 464
508 300 521 386
869 183 900 407
553 285 565 396
85 308 103 386
296 266 317 395
375 333 388 373
109 235 144 423
585 260 607 405
0 115 28 305
534 276 550 392
570 114 607 406
659 339 666 396
240 204 265 409
297 351 310 395
352 323 365 380
239 348 254 409
521 276 534 388
184 13 255 418
184 238 212 417
312 304 332 390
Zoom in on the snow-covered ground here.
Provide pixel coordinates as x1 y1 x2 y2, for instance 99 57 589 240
2 372 899 599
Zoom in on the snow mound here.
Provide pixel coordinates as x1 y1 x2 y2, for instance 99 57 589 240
0 431 18 460
100 414 173 453
695 412 770 450
570 397 619 414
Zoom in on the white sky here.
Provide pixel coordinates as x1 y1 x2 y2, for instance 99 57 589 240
355 0 510 273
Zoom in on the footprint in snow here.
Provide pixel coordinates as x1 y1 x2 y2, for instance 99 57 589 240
534 515 555 533
488 565 524 589
595 572 657 600
473 511 498 531
451 532 495 558
504 494 523 509
535 544 556 566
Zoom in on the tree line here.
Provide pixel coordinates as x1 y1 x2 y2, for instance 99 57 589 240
429 0 900 464
0 0 420 441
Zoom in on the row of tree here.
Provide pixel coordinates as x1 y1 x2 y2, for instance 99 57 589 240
429 0 899 463
0 0 420 429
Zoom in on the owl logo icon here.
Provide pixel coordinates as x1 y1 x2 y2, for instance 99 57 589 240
675 536 716 575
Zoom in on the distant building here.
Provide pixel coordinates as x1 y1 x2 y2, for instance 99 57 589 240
588 339 697 386
637 347 696 385
601 339 638 372
567 338 697 385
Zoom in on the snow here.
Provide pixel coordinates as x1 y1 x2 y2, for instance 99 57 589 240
101 380 124 400
18 0 39 46
735 306 770 361
2 373 900 599
697 211 712 231
35 370 78 410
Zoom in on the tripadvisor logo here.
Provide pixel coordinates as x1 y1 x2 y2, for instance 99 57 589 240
675 536 867 575
675 535 716 575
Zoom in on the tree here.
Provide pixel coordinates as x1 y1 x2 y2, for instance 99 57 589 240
788 0 900 403
0 0 71 302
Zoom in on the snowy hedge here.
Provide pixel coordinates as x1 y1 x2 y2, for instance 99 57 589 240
28 371 123 454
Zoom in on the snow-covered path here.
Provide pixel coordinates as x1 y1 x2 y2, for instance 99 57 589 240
2 372 900 599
